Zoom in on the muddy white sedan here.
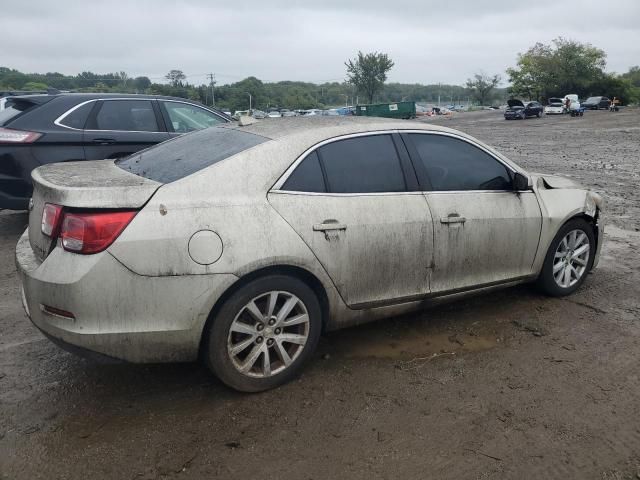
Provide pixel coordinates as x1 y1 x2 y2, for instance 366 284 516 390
16 117 603 391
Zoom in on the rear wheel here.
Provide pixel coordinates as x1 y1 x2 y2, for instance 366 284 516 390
205 275 322 392
536 218 595 297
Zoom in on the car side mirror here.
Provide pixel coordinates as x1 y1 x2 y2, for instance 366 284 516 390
513 172 531 191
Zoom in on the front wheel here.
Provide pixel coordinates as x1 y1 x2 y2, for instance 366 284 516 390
536 218 595 297
205 275 322 392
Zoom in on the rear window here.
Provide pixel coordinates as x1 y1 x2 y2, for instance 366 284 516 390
0 100 36 126
116 126 268 183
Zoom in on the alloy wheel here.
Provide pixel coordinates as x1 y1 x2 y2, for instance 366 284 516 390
553 229 591 288
227 291 310 378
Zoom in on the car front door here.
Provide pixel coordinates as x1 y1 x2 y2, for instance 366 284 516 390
268 133 434 308
403 132 542 293
83 99 169 160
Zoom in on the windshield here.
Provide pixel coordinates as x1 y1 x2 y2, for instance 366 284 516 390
116 126 269 183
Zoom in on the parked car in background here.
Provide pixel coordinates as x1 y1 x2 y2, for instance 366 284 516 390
0 93 230 210
582 96 611 110
544 98 565 115
267 111 282 118
251 109 267 119
17 117 603 392
280 109 296 117
320 109 339 116
504 99 544 119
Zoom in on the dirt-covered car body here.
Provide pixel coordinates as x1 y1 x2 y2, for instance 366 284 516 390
16 117 603 365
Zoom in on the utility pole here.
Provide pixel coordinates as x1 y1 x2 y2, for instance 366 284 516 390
207 73 216 106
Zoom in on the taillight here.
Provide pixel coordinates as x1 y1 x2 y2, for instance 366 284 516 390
41 203 63 237
0 127 42 143
60 210 138 254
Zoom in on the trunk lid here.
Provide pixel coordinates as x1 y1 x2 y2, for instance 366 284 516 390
28 159 161 261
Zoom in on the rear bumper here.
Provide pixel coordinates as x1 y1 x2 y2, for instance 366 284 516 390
0 147 36 210
16 230 238 363
0 186 30 210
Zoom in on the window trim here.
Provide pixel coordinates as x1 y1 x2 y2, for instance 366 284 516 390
54 98 227 133
272 130 414 195
401 130 521 193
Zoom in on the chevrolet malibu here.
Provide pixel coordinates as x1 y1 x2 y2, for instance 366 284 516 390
16 117 604 392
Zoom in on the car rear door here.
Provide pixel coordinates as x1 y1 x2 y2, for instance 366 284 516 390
83 99 169 160
403 132 542 293
268 132 434 308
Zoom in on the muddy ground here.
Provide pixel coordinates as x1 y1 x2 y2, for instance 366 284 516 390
1 109 639 479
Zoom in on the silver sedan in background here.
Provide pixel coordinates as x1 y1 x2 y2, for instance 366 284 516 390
16 117 603 392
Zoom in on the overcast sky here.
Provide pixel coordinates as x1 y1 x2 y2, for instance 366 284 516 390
5 0 640 86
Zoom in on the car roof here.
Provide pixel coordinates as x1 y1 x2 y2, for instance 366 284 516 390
220 116 477 145
7 92 212 103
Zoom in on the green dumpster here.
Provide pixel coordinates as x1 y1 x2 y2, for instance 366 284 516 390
355 101 416 119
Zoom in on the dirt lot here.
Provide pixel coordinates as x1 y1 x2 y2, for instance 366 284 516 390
1 109 639 479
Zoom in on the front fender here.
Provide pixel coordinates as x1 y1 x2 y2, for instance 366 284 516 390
531 176 603 274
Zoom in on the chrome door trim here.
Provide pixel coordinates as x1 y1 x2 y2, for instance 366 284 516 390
54 98 226 133
270 130 400 191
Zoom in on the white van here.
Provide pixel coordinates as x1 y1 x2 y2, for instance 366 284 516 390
563 94 581 112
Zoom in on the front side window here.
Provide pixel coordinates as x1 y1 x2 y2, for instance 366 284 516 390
94 100 158 132
161 102 224 133
409 134 512 191
317 134 406 193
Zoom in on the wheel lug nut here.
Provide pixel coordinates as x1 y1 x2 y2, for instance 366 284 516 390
274 328 281 335
256 323 264 331
268 318 276 326
256 336 263 344
267 338 274 346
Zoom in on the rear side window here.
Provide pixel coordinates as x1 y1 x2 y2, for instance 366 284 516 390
282 151 326 192
58 101 95 129
93 100 158 132
409 134 512 191
116 126 268 183
317 135 406 193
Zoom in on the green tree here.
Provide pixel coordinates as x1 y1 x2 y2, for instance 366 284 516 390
465 73 501 105
507 38 607 100
345 51 394 104
165 69 186 87
133 76 151 92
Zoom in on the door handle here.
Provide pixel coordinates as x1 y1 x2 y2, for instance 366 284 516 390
440 214 466 224
92 138 116 145
313 222 347 232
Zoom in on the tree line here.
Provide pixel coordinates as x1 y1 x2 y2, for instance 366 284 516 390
0 66 505 113
2 37 637 113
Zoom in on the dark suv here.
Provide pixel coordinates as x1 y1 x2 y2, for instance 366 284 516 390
581 96 611 110
0 93 231 210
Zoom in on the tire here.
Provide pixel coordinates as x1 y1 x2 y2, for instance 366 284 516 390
537 111 541 118
205 275 322 392
536 218 595 297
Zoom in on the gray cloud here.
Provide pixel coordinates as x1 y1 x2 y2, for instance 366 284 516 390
4 0 639 85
